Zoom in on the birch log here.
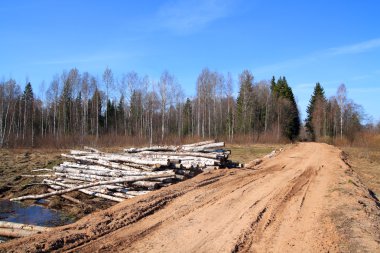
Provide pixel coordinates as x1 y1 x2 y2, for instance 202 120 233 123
137 151 225 159
181 142 225 152
69 150 93 156
21 174 55 178
31 168 53 172
123 190 152 196
54 171 113 181
45 180 125 202
48 183 104 193
11 174 173 201
121 162 156 171
124 145 178 153
54 173 96 182
0 228 43 238
181 140 216 147
0 221 50 232
61 154 156 171
55 166 127 178
61 162 124 172
101 154 170 166
131 181 161 189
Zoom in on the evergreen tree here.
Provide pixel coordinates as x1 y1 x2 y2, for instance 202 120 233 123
61 78 73 134
236 70 254 134
22 82 35 145
89 88 102 136
272 77 300 141
117 95 125 132
182 98 192 136
270 76 277 94
305 82 326 140
23 82 33 98
106 99 116 131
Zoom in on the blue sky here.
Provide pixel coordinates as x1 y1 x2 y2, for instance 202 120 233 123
1 0 380 122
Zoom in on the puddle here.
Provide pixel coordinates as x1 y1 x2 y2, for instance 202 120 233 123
0 200 75 242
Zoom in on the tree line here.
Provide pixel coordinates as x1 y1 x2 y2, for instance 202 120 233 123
304 82 369 144
0 67 374 147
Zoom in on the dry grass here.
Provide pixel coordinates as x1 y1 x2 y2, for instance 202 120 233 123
339 133 380 196
342 145 380 196
0 148 66 198
227 144 281 164
0 148 112 219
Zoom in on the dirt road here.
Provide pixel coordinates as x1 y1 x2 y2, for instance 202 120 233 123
1 143 379 252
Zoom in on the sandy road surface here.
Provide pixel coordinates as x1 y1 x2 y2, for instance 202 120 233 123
1 143 380 252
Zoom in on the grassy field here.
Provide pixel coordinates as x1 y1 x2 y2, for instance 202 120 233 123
0 149 65 199
227 143 282 164
342 146 380 196
0 148 111 219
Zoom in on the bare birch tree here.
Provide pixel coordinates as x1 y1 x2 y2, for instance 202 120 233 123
103 67 114 131
159 71 174 142
337 84 347 140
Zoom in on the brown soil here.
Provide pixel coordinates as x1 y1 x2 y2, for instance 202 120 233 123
1 143 380 252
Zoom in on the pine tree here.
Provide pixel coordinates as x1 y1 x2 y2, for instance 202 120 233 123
22 82 34 145
305 82 326 141
183 98 192 136
236 70 254 134
61 78 73 134
106 99 116 132
272 77 300 141
270 76 277 94
117 95 125 133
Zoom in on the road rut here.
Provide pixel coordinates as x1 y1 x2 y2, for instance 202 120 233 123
1 143 379 252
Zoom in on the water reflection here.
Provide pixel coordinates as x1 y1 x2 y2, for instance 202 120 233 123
0 200 74 242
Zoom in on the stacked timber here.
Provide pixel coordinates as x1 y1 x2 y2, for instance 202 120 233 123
11 141 241 204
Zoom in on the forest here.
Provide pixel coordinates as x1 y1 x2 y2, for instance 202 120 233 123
0 67 375 148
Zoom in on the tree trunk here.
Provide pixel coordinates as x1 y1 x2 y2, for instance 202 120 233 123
182 140 215 147
0 221 50 232
125 145 178 153
340 112 343 140
45 180 124 202
181 142 224 152
0 228 44 238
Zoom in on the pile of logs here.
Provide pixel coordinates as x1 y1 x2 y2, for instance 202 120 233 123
11 140 241 204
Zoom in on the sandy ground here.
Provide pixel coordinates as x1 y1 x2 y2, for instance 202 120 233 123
1 142 379 252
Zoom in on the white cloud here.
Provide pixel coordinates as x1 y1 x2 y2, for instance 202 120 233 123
157 0 235 34
328 38 380 56
253 38 380 74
